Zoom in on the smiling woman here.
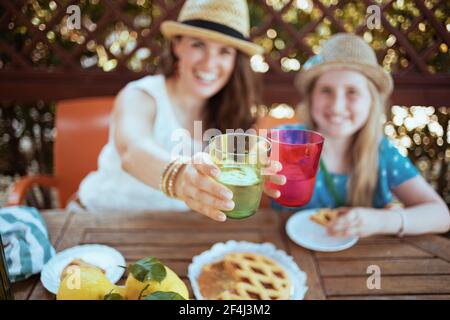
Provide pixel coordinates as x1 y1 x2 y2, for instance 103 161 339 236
160 36 257 133
76 0 285 220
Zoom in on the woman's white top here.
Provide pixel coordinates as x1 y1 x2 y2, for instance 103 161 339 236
78 75 201 212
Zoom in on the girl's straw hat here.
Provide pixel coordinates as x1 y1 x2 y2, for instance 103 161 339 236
161 0 263 56
296 33 393 96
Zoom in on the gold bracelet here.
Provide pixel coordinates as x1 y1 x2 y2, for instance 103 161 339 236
160 158 179 196
167 161 187 198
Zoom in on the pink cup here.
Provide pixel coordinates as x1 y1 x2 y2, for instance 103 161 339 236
266 129 324 207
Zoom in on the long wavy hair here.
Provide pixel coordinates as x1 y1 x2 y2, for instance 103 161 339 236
302 76 385 207
159 37 260 132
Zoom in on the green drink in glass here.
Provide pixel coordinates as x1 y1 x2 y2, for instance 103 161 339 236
209 133 271 219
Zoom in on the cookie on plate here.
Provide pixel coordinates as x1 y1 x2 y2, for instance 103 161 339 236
309 208 339 226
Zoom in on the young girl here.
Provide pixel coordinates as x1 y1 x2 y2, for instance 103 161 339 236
77 0 284 221
276 33 449 237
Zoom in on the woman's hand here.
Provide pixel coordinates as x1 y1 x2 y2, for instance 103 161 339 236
262 160 285 199
173 152 234 222
327 207 387 238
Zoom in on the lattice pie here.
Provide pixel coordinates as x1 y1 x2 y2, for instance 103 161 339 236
198 252 291 300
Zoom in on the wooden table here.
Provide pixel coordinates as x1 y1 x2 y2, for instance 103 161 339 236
12 209 450 300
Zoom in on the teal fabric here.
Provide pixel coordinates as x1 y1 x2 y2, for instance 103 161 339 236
0 206 55 282
271 123 419 211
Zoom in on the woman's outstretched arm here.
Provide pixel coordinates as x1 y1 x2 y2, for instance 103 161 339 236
114 86 170 190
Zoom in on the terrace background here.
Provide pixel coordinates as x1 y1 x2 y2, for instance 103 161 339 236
0 0 449 208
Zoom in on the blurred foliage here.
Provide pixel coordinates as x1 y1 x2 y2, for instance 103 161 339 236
0 0 449 207
384 106 450 204
0 101 54 176
247 0 449 73
0 0 448 73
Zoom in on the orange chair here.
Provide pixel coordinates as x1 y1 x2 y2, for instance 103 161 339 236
6 97 115 208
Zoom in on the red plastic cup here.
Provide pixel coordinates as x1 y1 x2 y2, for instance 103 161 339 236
266 129 324 207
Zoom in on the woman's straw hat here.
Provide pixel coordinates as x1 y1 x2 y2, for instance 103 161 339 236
160 0 263 56
295 33 393 96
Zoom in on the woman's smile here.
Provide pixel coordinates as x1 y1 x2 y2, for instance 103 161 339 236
193 69 219 85
173 36 236 99
194 70 219 84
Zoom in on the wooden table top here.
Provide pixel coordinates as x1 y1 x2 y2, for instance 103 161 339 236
12 209 450 300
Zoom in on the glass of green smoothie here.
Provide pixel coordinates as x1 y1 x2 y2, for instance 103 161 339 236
208 133 271 219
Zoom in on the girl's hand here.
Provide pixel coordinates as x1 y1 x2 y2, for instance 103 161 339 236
262 160 285 199
173 152 234 222
327 207 384 238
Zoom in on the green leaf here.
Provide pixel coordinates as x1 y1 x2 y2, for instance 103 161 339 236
127 256 167 283
143 291 185 300
103 290 125 300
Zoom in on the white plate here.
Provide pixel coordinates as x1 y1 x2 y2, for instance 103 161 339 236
286 209 358 252
40 244 126 294
188 240 308 300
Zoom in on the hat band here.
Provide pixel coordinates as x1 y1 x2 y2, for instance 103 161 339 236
181 19 247 41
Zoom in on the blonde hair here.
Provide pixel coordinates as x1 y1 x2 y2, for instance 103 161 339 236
302 75 385 207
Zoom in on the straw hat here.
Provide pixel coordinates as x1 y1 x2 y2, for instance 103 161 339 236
160 0 263 56
295 33 393 96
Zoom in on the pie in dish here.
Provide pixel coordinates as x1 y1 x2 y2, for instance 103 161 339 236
198 252 291 300
309 208 339 226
